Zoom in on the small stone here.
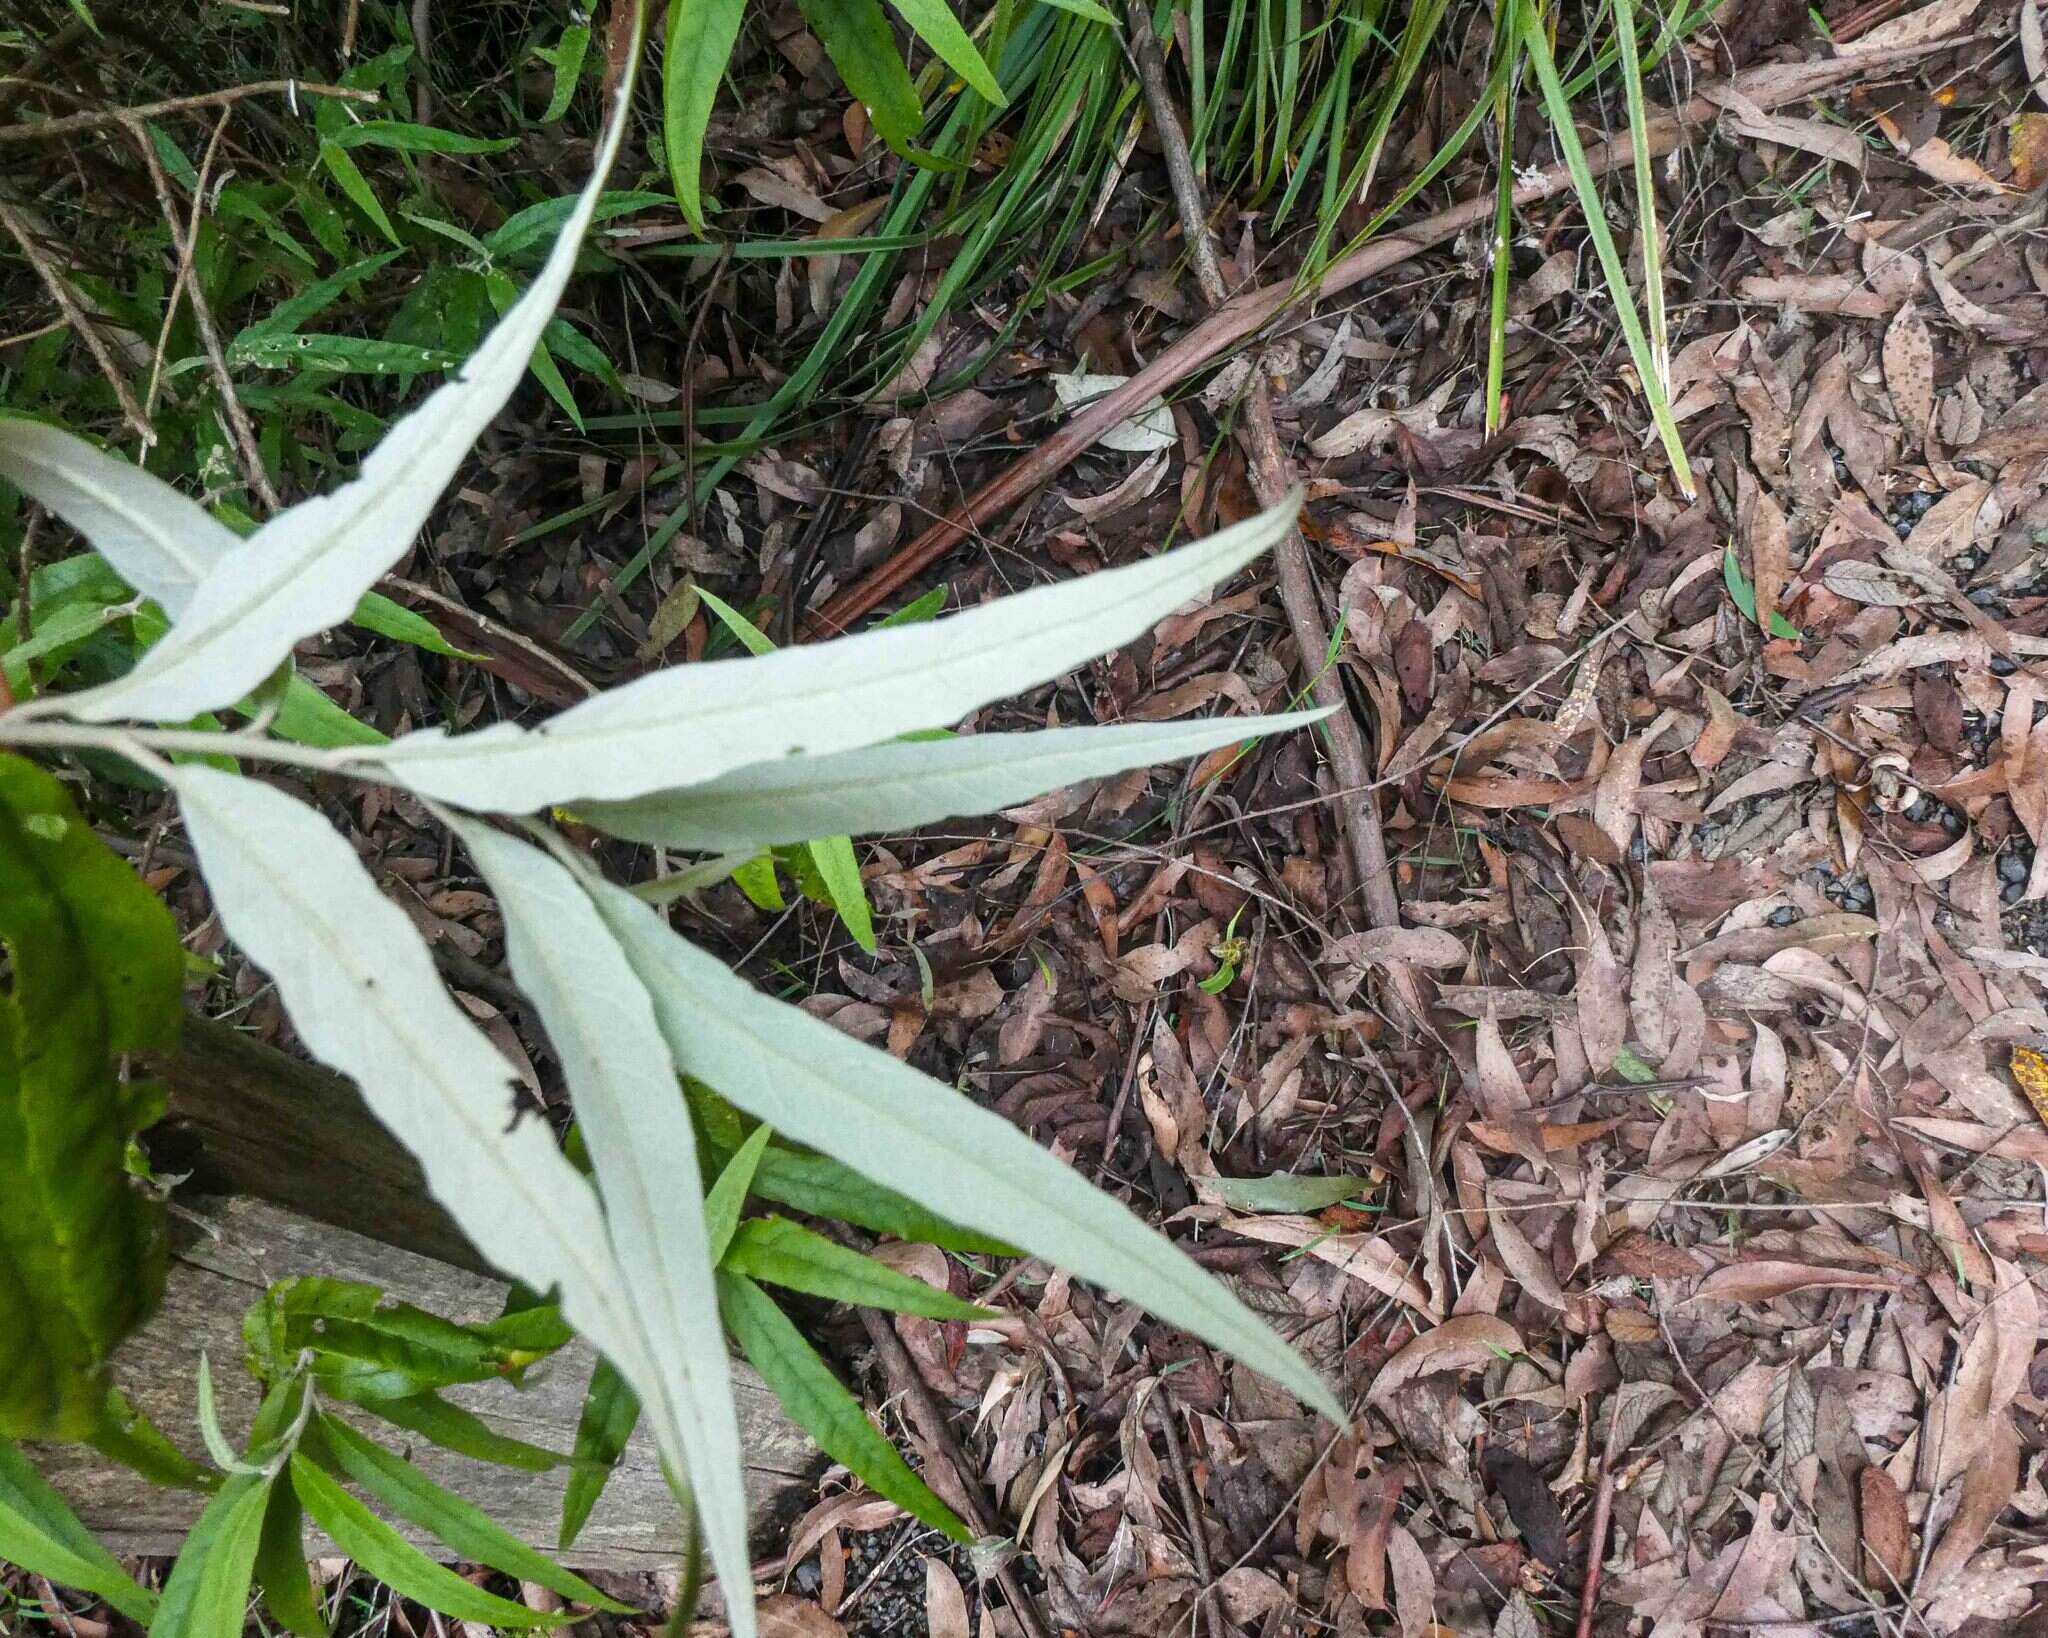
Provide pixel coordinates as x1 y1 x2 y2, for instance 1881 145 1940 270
1768 906 1800 927
2005 880 2025 905
1994 656 2020 676
2002 851 2031 883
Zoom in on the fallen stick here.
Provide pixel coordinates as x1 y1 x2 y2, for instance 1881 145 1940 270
807 39 1956 638
1119 0 1410 968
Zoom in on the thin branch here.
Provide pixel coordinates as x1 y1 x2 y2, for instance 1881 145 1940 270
0 196 154 444
1121 0 1407 970
128 112 283 512
0 80 375 142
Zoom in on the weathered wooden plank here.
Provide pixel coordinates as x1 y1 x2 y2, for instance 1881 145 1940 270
27 1014 820 1570
36 1197 816 1571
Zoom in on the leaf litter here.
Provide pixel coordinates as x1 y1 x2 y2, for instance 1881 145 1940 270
9 0 2048 1630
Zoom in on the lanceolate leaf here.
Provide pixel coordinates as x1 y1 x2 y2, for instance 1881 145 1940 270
368 495 1303 810
251 1479 326 1638
160 766 671 1514
559 1357 640 1551
797 0 923 144
150 1473 273 1638
288 1456 568 1627
0 755 180 1439
583 872 1345 1424
884 0 1006 104
0 1440 159 1623
306 1415 631 1612
455 822 753 1638
723 1218 992 1319
576 710 1330 851
664 0 750 230
0 415 236 617
718 1271 970 1542
39 19 644 729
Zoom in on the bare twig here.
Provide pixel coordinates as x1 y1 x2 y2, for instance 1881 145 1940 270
0 80 375 142
1574 1395 1623 1638
0 196 154 443
852 1307 1056 1638
1121 0 1409 1030
1149 1389 1225 1638
805 40 1958 640
143 108 235 422
128 113 284 511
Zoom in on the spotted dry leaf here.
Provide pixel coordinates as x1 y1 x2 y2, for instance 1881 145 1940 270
1884 304 1935 448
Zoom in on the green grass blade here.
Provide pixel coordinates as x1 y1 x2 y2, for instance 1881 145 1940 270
663 0 749 232
1521 4 1694 495
718 1272 972 1542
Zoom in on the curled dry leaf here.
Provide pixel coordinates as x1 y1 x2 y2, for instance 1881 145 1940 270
1691 1260 1906 1303
1363 1314 1521 1408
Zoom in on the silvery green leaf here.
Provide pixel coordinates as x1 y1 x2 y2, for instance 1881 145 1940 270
451 821 754 1638
53 32 641 727
366 493 1302 810
579 868 1345 1425
0 415 236 616
576 709 1331 851
160 767 666 1493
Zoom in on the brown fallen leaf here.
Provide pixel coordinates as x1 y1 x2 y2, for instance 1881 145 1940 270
1691 1260 1906 1303
1884 303 1936 448
1860 1465 1913 1588
922 1558 971 1638
760 1595 850 1637
1364 1314 1521 1408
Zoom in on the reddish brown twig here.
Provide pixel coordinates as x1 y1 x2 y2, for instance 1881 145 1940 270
805 39 1956 642
1575 1396 1625 1638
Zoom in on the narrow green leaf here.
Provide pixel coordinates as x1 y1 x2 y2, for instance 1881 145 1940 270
235 335 461 375
150 1474 271 1638
719 1272 971 1542
0 1441 159 1623
252 1477 326 1638
327 121 519 155
706 1125 775 1263
1197 1175 1368 1212
874 585 947 626
349 1390 569 1471
798 0 924 145
288 1455 567 1626
741 1144 1012 1254
559 1358 640 1551
664 0 750 230
1721 544 1801 638
805 834 876 952
307 1416 631 1612
886 0 1005 102
349 592 477 659
697 587 776 656
1520 8 1693 497
272 676 388 749
539 24 592 122
724 1218 992 1318
318 141 400 247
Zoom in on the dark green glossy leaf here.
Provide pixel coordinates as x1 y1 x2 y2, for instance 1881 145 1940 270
0 1440 158 1623
723 1219 991 1319
252 1476 326 1638
308 1415 631 1610
287 1455 569 1625
719 1272 970 1543
0 754 179 1439
796 0 922 144
559 1357 639 1551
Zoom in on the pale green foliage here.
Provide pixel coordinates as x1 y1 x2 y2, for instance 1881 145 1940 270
0 26 1343 1636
